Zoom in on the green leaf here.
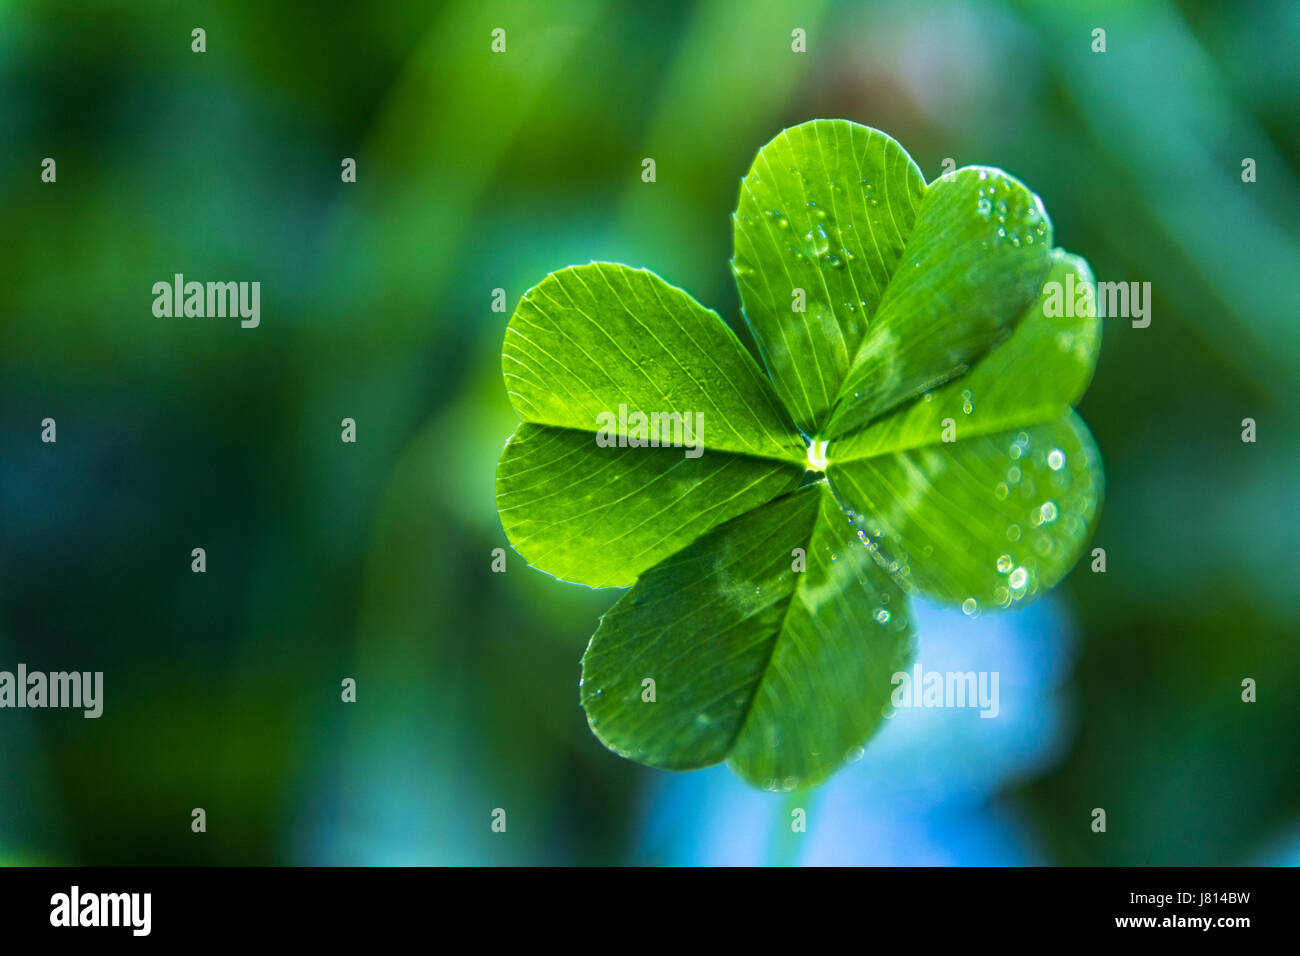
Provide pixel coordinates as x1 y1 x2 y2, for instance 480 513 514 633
821 249 1103 608
827 410 1102 609
828 250 1101 461
581 482 914 789
497 261 810 588
822 166 1056 440
503 261 805 461
497 120 1105 789
732 120 926 434
496 423 803 588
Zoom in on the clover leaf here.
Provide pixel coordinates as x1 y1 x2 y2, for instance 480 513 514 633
496 119 1102 789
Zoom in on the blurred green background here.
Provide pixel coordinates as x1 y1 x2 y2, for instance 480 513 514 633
2 0 1298 865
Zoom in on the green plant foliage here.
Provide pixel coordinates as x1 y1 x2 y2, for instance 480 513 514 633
496 119 1103 788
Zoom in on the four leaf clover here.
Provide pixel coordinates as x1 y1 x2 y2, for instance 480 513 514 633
496 119 1102 789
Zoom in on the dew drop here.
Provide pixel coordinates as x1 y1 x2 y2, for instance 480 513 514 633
996 554 1013 574
804 225 830 256
1047 448 1065 471
874 608 891 624
1008 567 1028 590
962 598 979 616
